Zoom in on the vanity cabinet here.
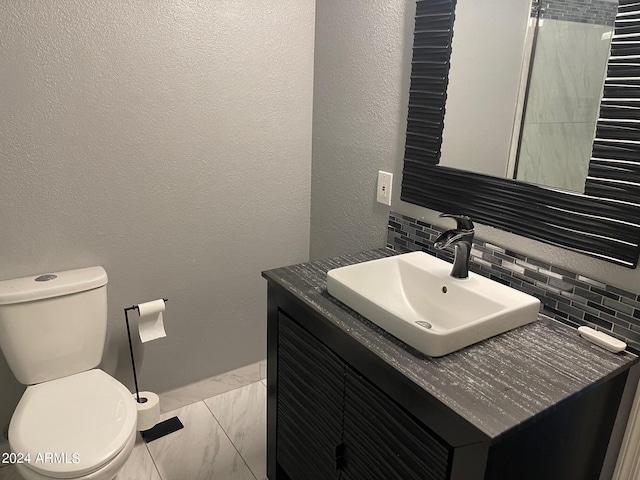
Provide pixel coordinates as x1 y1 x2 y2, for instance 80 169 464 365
264 251 638 480
342 362 450 480
277 313 450 480
276 313 343 480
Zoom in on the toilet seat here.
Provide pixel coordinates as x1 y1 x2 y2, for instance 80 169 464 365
14 430 136 480
9 369 137 479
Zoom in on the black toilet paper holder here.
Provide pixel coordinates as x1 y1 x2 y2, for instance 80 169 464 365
124 298 183 443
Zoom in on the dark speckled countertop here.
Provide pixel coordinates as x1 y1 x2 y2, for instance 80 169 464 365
262 248 638 440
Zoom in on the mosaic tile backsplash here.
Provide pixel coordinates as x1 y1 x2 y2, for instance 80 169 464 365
388 212 640 354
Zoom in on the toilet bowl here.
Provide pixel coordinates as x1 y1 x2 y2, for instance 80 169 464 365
0 267 138 480
9 369 137 480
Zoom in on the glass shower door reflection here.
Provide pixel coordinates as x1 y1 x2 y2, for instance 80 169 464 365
513 1 616 193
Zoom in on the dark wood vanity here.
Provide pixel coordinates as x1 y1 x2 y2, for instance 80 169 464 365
263 250 639 480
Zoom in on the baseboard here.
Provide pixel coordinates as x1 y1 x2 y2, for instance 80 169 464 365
158 360 265 413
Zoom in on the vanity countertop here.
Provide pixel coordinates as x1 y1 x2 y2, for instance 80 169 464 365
262 248 638 440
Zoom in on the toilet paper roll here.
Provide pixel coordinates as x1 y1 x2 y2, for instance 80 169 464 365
137 299 167 343
134 391 161 431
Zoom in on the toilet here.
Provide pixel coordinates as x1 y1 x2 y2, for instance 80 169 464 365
0 267 137 480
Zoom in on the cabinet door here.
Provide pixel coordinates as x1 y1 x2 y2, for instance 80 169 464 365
277 313 345 480
343 368 452 480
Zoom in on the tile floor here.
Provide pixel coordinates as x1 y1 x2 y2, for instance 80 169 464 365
0 361 267 480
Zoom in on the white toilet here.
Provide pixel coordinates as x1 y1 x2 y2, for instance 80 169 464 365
0 267 137 480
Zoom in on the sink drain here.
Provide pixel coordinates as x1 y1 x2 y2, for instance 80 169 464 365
416 321 432 329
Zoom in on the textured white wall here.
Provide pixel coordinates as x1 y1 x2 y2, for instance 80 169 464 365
0 0 314 432
309 0 412 260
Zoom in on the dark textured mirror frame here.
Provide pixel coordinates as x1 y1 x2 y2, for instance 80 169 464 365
401 0 640 267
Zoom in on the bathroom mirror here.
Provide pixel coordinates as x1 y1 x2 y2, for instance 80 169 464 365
437 0 617 194
401 0 640 267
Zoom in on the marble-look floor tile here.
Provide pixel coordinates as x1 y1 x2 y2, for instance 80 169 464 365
159 362 261 413
116 434 161 480
261 379 266 388
147 402 254 480
205 381 267 480
0 465 22 480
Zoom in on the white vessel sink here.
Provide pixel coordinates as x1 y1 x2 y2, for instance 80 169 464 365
326 251 540 357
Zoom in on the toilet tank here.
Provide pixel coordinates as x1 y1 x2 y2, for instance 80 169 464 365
0 266 108 385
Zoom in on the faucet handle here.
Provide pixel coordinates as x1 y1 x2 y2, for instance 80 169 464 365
439 213 474 231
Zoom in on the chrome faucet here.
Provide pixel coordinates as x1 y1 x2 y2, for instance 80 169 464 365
433 214 474 279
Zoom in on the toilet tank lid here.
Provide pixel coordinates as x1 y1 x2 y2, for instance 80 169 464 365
0 266 108 305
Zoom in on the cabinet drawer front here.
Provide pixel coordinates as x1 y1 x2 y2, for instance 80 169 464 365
344 368 451 480
277 313 344 480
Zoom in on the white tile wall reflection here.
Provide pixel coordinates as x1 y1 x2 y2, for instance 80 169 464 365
516 19 612 192
0 363 267 480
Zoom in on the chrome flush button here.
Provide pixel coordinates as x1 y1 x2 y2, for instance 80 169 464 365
34 274 57 282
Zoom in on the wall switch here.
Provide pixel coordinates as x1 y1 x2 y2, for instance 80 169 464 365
376 171 393 206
